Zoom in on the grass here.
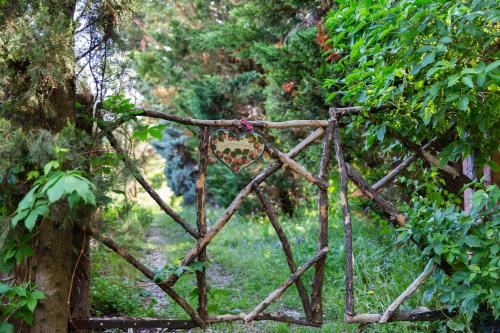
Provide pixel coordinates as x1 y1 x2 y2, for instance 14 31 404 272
90 189 444 332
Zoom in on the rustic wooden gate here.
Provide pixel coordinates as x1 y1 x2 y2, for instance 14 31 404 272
73 107 456 330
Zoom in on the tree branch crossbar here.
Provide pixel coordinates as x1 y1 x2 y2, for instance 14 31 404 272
78 108 459 329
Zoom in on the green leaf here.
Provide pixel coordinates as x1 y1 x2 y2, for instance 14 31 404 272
24 211 40 231
67 192 81 209
133 128 149 141
16 185 41 211
43 161 60 175
471 189 487 212
33 201 49 217
485 60 500 73
16 307 33 326
11 209 29 227
148 124 167 139
439 36 452 44
477 73 487 87
0 323 14 333
27 171 40 181
30 290 45 300
421 52 436 68
0 283 10 294
376 126 386 141
46 177 67 203
26 295 38 312
447 74 460 87
457 97 469 111
461 76 474 88
464 235 482 248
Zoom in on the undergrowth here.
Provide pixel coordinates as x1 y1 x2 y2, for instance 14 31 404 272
89 182 470 332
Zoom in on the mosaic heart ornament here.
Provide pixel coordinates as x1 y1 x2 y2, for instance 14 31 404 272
210 129 265 174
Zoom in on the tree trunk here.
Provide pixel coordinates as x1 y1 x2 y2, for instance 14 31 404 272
29 2 78 331
31 220 74 333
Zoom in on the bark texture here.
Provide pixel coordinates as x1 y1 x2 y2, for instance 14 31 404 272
32 220 74 333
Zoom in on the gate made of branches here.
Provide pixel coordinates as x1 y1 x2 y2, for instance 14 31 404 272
73 107 458 330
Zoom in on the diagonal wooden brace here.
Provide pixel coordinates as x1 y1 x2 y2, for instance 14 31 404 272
266 144 328 190
345 163 407 226
105 131 198 238
163 128 325 288
88 230 205 328
372 138 438 192
379 259 435 323
244 247 330 323
254 187 313 321
389 131 471 186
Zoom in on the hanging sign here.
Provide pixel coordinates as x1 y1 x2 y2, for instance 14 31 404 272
210 129 265 174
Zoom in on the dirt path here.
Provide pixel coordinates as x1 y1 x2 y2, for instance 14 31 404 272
140 223 172 313
133 221 237 332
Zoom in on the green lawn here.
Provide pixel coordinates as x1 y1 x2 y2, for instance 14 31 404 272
90 191 446 332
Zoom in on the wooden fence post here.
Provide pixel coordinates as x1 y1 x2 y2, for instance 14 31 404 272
196 127 210 320
310 118 335 322
332 116 355 317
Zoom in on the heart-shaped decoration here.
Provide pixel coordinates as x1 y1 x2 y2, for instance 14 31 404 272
210 129 265 174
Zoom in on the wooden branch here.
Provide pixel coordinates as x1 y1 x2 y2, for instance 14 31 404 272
71 307 454 330
163 129 325 288
211 312 321 327
195 127 209 320
244 247 329 323
76 38 106 61
254 187 313 321
310 118 335 322
104 131 198 238
89 231 205 328
346 308 456 323
371 139 437 192
112 106 366 129
329 105 391 118
71 311 322 329
379 260 435 323
135 109 329 128
332 120 355 316
345 163 407 226
71 318 198 330
267 145 328 189
390 132 471 186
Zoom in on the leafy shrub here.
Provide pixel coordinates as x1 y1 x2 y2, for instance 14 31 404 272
398 184 499 323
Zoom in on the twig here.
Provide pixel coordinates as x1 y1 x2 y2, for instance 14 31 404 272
67 228 86 305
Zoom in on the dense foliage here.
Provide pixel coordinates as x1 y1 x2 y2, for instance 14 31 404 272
323 0 499 326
